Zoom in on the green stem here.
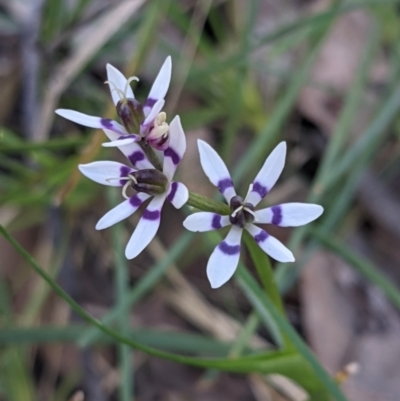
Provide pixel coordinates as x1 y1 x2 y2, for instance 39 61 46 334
108 189 133 401
0 224 295 373
187 191 230 215
243 231 291 349
139 141 163 171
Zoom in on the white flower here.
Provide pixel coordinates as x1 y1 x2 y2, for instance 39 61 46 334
55 56 172 150
79 116 188 259
183 140 323 289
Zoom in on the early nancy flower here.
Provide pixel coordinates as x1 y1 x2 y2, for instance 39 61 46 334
55 56 172 151
183 140 323 289
79 116 188 259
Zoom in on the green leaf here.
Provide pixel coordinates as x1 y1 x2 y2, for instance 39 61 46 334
0 224 324 378
236 266 347 401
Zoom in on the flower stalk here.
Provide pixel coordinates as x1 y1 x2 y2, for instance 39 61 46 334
138 140 163 171
187 191 230 215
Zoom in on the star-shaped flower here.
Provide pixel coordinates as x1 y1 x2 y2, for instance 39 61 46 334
55 56 172 150
79 116 188 259
183 140 323 289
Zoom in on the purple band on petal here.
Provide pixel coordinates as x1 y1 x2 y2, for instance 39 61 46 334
212 214 222 229
271 205 282 225
101 118 113 129
218 178 234 194
252 182 268 199
164 147 180 165
145 97 157 108
129 151 145 167
254 230 268 243
129 195 142 207
143 209 160 220
120 166 131 185
219 241 240 255
167 182 178 202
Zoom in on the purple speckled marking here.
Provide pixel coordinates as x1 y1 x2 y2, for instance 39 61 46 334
219 241 240 255
271 205 282 225
167 182 178 202
101 118 113 128
212 214 222 229
119 166 131 185
254 230 268 243
217 178 233 194
164 147 180 165
145 97 157 108
129 151 145 167
143 209 160 220
129 195 142 207
252 182 268 198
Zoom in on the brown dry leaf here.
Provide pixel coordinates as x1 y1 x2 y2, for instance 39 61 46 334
36 0 146 140
301 250 354 371
68 390 85 401
301 249 400 401
298 9 376 133
0 34 20 123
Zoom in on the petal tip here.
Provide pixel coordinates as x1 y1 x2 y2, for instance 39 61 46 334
207 273 225 289
286 253 295 263
125 248 135 260
182 217 195 231
95 222 104 230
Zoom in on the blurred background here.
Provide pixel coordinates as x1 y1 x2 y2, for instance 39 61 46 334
1 0 400 400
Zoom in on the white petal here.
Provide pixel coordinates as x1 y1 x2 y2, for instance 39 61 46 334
167 182 188 209
246 142 286 207
183 212 230 232
197 140 236 203
55 109 127 136
207 226 243 289
163 115 186 181
142 99 165 128
125 195 166 259
102 129 154 169
106 63 135 106
96 193 150 230
145 56 171 113
78 161 133 186
102 137 137 147
245 224 294 263
255 203 324 227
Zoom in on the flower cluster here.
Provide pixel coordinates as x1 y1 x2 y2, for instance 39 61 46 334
56 57 323 288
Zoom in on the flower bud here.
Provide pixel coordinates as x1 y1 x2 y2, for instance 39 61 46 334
131 169 168 196
117 98 144 134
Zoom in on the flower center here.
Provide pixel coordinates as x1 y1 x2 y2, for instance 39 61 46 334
106 77 170 150
112 169 169 199
146 112 170 150
229 196 255 228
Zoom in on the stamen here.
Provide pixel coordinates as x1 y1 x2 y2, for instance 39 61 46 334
156 112 167 124
106 176 130 183
122 181 131 200
124 76 139 97
231 205 243 218
105 175 137 185
104 81 126 102
244 207 257 222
